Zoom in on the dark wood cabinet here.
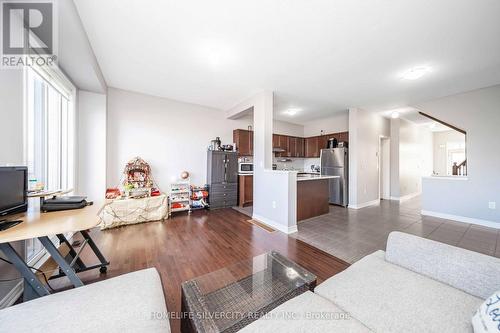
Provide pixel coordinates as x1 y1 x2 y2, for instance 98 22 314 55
288 137 297 157
296 137 305 157
238 175 253 207
318 135 328 152
234 129 346 158
305 136 319 158
233 129 253 156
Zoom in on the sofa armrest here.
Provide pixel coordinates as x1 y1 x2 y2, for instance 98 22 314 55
385 231 500 299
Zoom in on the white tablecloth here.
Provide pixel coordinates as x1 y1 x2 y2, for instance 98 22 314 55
98 194 169 230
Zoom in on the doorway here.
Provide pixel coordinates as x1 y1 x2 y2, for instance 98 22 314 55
379 137 391 200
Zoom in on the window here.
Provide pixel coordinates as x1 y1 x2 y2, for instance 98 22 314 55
24 66 75 262
25 66 75 192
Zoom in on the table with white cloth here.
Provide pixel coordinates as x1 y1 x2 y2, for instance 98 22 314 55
98 194 169 230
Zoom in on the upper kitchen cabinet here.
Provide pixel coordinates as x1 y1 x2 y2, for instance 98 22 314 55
318 135 328 152
288 137 297 157
233 129 346 157
305 136 319 157
288 137 305 158
296 137 305 157
339 131 349 142
273 134 289 157
233 129 253 156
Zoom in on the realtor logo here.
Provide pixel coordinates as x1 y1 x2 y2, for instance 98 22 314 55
1 0 57 68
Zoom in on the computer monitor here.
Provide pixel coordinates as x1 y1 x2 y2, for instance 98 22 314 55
0 166 28 217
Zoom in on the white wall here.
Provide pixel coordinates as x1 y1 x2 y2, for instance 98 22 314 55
227 92 298 234
77 91 107 200
0 70 24 165
390 118 433 199
0 69 24 307
398 119 433 197
418 85 500 225
303 111 349 137
390 118 400 198
348 108 390 208
433 130 466 176
106 88 258 190
273 120 304 137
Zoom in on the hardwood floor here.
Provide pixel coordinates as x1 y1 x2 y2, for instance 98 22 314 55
50 208 349 333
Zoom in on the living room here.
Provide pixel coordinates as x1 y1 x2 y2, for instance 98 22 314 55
1 1 500 333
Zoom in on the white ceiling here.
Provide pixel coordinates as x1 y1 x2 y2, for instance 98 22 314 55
73 0 500 124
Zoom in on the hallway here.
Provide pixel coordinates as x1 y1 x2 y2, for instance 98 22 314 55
290 197 500 263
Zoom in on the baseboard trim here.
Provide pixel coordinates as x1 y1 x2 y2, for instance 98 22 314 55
252 214 297 234
390 192 421 203
0 280 23 309
348 199 380 210
421 210 500 229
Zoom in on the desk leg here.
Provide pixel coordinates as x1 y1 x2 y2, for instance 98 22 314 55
0 243 50 300
56 234 86 270
38 236 84 288
80 230 110 272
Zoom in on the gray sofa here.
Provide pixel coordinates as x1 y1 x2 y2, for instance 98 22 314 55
241 231 500 333
0 268 170 333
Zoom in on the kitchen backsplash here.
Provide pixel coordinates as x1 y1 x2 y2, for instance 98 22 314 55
274 157 320 172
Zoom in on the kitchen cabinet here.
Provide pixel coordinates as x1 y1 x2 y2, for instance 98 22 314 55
233 129 253 156
339 131 349 142
318 135 328 152
296 137 305 157
233 129 347 158
288 137 297 157
273 134 289 157
305 136 319 158
288 137 305 158
238 175 253 207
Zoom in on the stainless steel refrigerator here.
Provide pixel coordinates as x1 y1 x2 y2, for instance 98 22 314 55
320 148 348 206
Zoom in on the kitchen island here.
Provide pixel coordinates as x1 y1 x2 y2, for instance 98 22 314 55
296 174 339 221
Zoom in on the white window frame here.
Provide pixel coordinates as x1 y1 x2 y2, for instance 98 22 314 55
22 64 76 262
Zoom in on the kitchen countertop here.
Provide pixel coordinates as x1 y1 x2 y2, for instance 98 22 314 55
238 173 253 176
296 174 340 182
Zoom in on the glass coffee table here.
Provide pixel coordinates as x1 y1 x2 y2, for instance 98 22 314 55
181 251 317 333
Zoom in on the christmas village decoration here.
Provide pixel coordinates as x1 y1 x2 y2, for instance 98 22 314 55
123 156 154 198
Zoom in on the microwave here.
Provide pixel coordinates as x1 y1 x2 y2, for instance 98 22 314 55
238 162 253 174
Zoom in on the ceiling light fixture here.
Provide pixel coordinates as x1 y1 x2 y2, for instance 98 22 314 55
429 123 436 129
402 66 432 80
391 112 400 119
284 108 301 116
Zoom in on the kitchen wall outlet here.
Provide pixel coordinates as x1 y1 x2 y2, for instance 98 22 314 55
488 202 496 210
272 201 276 209
363 186 367 195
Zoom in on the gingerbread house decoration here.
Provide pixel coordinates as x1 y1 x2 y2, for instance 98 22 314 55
123 157 153 196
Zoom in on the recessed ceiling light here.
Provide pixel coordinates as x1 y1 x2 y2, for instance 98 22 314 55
429 123 436 129
391 112 400 119
402 66 432 80
284 108 301 116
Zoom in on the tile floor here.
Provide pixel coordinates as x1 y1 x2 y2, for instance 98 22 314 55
290 197 500 263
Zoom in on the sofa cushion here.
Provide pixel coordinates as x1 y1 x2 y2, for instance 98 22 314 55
315 251 483 333
0 268 170 333
385 231 500 299
472 290 500 333
239 291 372 332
